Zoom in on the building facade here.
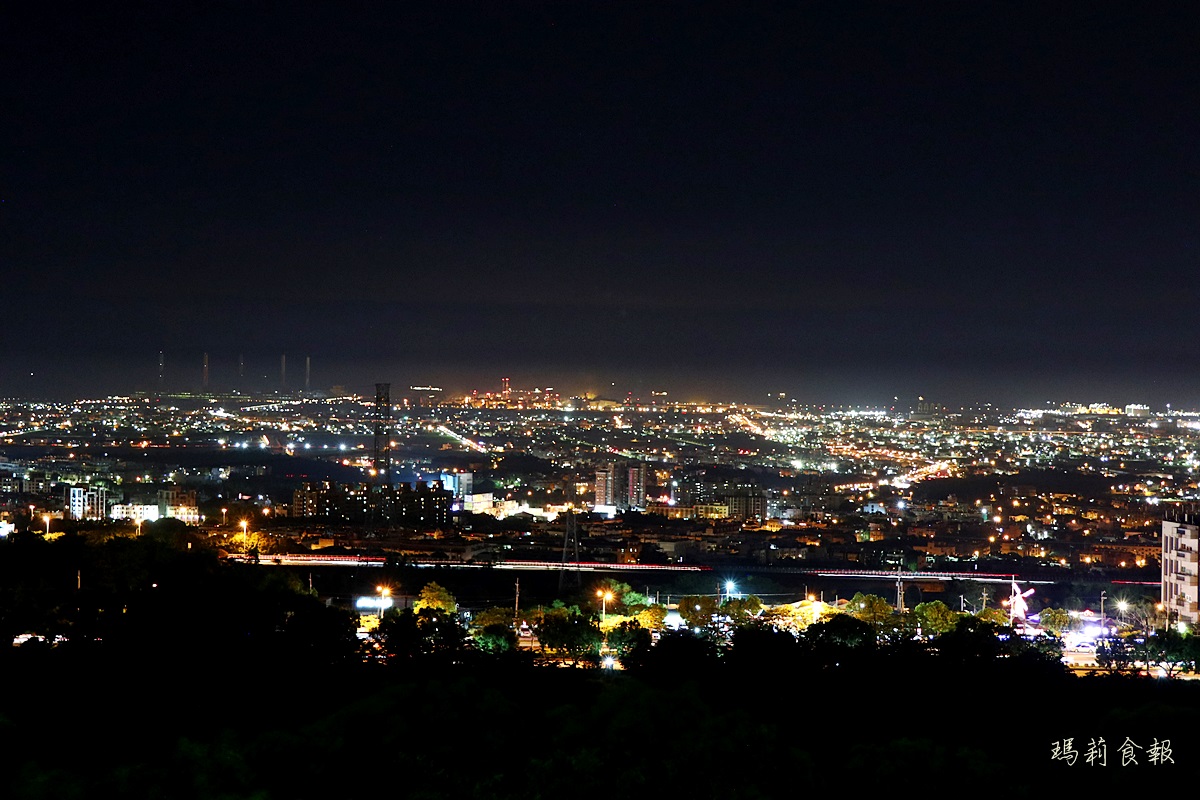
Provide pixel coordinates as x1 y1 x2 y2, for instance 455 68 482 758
1162 514 1200 626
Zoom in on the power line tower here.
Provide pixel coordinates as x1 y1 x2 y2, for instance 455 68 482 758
558 509 581 595
370 383 392 527
373 383 391 482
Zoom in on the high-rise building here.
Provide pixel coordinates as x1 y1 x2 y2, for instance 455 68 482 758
594 462 635 509
68 486 108 520
627 462 647 509
1162 511 1200 627
595 465 614 507
720 489 767 521
292 481 451 528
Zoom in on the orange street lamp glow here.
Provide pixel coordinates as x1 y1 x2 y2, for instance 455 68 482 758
596 590 614 621
378 586 390 620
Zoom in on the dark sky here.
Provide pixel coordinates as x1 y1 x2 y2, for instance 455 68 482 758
4 2 1198 406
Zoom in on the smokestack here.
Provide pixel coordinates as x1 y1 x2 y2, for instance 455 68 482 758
238 354 244 380
280 354 286 389
305 356 311 391
202 352 209 391
157 351 164 390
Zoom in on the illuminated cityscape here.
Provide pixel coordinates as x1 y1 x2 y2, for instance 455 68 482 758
5 1 1198 794
1 383 1193 592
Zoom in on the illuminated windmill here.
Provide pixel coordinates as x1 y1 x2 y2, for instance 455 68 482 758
1008 580 1035 627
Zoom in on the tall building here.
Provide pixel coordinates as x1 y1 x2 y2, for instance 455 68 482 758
1162 511 1200 627
627 462 647 509
594 461 647 509
68 486 108 520
292 481 451 528
720 489 767 521
595 465 614 507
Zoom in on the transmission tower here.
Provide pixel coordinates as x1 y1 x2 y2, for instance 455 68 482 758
373 383 391 482
558 509 581 594
370 383 392 527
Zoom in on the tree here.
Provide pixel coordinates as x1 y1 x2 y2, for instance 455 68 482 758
721 595 763 625
912 600 958 635
413 582 458 614
537 607 602 666
592 579 649 614
678 595 720 633
934 616 1003 662
1135 628 1198 678
626 628 718 672
977 607 1008 626
1095 635 1136 675
634 604 668 631
727 623 800 669
375 608 424 661
278 600 360 666
847 592 894 631
375 606 468 661
474 623 517 655
471 606 516 631
607 620 651 658
801 614 876 667
1038 607 1072 636
758 604 802 634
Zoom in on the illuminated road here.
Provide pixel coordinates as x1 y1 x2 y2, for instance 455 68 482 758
225 553 707 572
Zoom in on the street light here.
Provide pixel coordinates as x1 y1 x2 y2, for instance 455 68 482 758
1100 590 1107 628
240 519 248 548
42 515 50 536
597 589 613 622
377 586 391 623
221 508 228 526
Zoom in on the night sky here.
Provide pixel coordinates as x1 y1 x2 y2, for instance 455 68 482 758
4 2 1198 406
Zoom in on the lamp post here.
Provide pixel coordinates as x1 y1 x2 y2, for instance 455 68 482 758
597 589 613 623
240 519 248 549
221 507 227 526
377 586 390 623
1100 591 1107 631
42 515 50 536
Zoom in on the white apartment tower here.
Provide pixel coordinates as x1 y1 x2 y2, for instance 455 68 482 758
1162 512 1200 627
68 486 108 520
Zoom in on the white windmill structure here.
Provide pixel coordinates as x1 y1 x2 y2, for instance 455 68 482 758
1008 580 1035 628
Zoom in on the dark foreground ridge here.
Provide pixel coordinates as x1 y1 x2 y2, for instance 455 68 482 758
3 650 1197 799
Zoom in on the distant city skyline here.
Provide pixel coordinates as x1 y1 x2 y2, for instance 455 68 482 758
5 352 1200 413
